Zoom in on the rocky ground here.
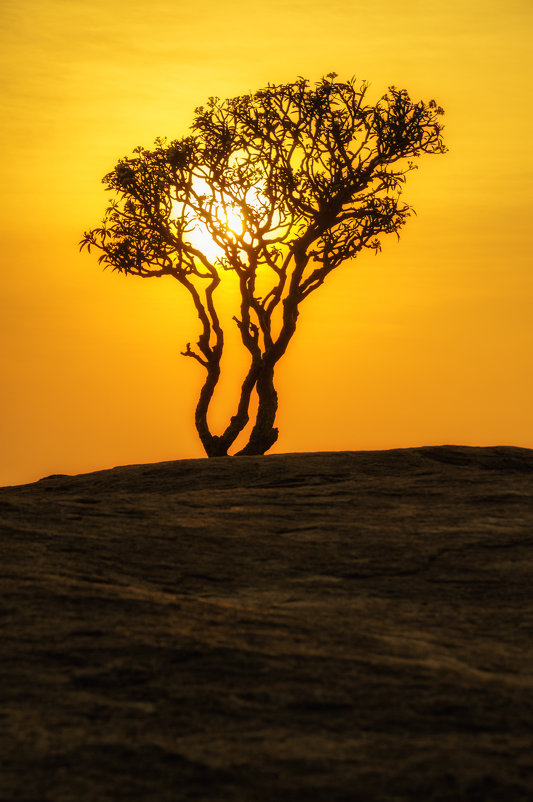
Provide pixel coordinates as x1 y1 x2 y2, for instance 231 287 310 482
1 445 533 801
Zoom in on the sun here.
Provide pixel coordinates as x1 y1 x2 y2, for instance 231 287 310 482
170 178 245 264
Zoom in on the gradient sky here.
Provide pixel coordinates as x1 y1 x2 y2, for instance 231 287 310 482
1 0 532 485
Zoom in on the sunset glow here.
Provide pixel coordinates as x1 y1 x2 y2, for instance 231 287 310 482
171 178 246 264
1 0 532 484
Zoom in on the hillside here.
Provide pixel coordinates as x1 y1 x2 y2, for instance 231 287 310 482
1 446 533 801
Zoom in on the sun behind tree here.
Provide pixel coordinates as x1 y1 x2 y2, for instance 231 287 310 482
80 74 446 457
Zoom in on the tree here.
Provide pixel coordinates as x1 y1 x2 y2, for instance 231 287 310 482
81 74 446 457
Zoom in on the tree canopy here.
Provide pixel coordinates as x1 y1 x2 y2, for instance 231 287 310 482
81 74 446 457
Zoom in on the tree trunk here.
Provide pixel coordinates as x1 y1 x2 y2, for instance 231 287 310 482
215 360 259 455
236 363 279 456
194 364 229 457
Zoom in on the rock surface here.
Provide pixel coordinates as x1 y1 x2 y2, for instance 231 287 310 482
1 445 533 801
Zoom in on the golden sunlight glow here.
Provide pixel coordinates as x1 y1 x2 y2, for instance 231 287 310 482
171 178 245 264
185 215 224 263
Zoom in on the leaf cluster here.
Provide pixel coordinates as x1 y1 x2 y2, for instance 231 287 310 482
80 74 446 361
81 75 445 278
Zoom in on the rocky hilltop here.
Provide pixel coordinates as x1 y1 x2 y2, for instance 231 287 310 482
1 446 533 800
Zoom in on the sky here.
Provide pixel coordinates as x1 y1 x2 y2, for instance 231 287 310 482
1 0 532 485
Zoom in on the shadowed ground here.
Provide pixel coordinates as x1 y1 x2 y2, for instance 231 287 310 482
1 445 532 801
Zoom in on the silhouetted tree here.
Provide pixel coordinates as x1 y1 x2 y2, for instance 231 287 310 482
81 74 446 457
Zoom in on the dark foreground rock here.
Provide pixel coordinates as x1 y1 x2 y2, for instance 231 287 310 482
1 445 533 801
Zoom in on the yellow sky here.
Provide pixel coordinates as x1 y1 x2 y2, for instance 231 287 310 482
1 0 532 485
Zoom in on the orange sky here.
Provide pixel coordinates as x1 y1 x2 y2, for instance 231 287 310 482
1 0 532 485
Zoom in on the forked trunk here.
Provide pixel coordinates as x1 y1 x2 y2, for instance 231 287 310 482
236 364 279 456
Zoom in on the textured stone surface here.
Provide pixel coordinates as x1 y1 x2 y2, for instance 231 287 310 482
1 446 533 801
